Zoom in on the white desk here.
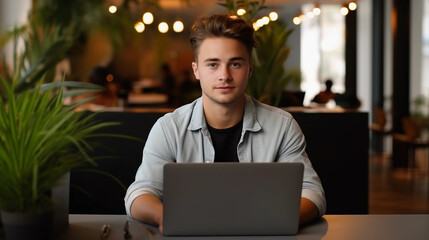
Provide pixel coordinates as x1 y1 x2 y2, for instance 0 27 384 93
58 214 429 240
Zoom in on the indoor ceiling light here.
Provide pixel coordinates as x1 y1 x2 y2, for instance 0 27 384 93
158 22 169 33
142 12 154 25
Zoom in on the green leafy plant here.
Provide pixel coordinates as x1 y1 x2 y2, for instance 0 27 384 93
29 0 132 50
410 95 429 132
0 77 117 213
17 0 139 83
0 13 124 214
411 95 429 121
249 21 300 105
219 0 301 106
1 24 74 95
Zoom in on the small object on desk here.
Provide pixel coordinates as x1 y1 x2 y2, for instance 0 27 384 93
141 225 156 236
123 220 132 239
101 224 110 239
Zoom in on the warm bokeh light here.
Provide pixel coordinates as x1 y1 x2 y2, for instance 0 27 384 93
348 2 357 11
340 6 349 16
134 22 145 33
253 22 260 31
262 16 270 25
313 6 321 15
173 21 184 33
158 22 169 33
256 19 264 28
108 5 117 14
106 74 114 82
142 12 154 25
237 8 246 16
306 11 315 19
293 16 302 25
269 11 278 21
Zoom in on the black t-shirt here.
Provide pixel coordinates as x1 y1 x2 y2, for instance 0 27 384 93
207 121 243 162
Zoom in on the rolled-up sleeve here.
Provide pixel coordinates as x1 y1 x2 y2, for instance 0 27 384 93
124 119 174 216
280 117 327 217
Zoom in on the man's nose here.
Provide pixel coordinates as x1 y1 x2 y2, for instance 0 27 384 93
219 65 232 81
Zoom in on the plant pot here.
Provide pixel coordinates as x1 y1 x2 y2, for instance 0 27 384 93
0 210 53 240
0 173 70 240
52 172 70 236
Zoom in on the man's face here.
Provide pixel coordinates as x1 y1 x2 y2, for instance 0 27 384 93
192 37 253 106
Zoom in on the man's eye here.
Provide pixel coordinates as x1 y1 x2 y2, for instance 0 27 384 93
231 63 241 68
208 63 217 68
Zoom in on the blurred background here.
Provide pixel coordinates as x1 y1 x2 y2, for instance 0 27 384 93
1 0 429 214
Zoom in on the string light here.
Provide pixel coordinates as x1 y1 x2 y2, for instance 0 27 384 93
114 7 288 34
293 2 357 25
158 22 169 33
262 16 270 25
134 22 145 33
237 8 246 16
252 11 279 31
340 6 349 16
348 2 357 11
293 16 302 25
306 11 315 19
142 12 154 25
269 11 278 21
313 6 321 15
108 5 117 14
173 21 184 33
253 22 260 31
256 19 264 28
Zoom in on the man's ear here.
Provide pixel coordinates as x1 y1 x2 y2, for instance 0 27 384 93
191 61 200 80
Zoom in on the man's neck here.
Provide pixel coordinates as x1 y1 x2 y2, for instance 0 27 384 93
203 96 245 129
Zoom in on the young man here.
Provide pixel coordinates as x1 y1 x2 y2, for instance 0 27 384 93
125 14 326 233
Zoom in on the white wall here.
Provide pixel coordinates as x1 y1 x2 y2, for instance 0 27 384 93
410 0 424 102
0 0 31 33
357 0 372 113
0 0 31 65
384 0 393 112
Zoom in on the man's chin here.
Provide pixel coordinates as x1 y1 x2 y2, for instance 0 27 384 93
208 95 244 106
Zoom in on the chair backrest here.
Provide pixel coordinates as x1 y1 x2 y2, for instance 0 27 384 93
402 117 421 139
374 108 387 127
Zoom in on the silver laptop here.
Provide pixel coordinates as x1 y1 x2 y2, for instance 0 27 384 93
163 162 304 236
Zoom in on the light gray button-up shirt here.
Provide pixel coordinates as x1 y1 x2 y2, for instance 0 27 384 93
125 95 326 217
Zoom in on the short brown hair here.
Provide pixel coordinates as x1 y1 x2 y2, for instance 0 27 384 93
190 14 257 60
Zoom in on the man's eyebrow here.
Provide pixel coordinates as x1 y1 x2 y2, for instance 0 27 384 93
203 58 220 62
229 57 246 62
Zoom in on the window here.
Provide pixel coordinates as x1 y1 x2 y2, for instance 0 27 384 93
422 0 429 98
300 4 345 105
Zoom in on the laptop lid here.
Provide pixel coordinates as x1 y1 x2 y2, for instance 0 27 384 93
163 162 304 236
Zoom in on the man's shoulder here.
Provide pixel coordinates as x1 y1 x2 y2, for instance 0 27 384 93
251 98 293 120
244 97 298 135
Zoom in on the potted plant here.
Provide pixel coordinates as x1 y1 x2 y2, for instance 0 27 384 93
0 23 120 240
220 0 301 106
409 95 429 135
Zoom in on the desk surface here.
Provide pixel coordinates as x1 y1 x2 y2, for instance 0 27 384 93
58 214 429 240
